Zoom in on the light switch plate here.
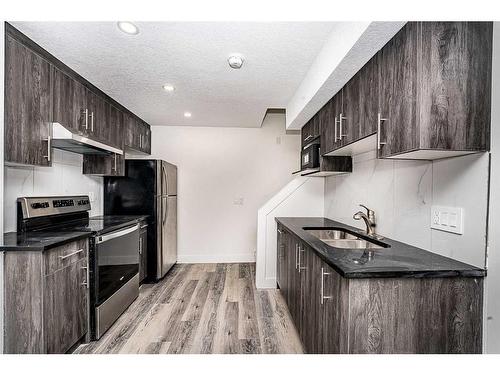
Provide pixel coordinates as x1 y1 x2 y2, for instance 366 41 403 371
430 205 464 235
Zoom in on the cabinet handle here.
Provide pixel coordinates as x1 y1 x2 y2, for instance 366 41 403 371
377 113 387 150
295 244 299 270
298 245 306 273
81 265 89 289
277 228 283 235
139 237 143 255
90 111 94 132
334 116 339 142
82 109 89 130
320 267 332 304
43 136 51 162
304 134 313 141
114 154 117 172
59 248 84 260
339 113 347 139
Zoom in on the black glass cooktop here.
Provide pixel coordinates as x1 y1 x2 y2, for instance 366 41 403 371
57 215 146 235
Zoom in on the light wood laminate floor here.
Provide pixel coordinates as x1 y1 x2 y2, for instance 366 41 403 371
75 263 303 354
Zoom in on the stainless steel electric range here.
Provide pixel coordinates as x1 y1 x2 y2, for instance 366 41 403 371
16 195 144 340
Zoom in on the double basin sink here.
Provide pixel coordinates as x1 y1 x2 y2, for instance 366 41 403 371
303 227 390 250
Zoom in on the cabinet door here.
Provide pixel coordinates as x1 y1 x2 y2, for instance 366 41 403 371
43 257 88 353
107 104 124 149
320 98 335 155
5 35 52 166
300 245 322 353
301 120 313 146
358 53 380 139
286 235 301 330
323 92 344 153
378 22 420 158
87 90 107 142
418 22 492 152
320 262 348 354
139 228 148 283
53 68 89 134
342 71 361 145
277 227 287 291
142 123 152 154
83 153 125 176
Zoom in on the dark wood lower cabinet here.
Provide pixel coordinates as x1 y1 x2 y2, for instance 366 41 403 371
4 239 89 353
279 229 483 354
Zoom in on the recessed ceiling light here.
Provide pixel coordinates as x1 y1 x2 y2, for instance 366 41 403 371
184 112 192 118
117 21 139 35
162 84 175 92
228 54 244 69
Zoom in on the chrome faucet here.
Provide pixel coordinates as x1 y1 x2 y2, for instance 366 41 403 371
353 204 376 236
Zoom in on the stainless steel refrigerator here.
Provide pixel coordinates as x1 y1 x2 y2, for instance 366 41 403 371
104 159 177 281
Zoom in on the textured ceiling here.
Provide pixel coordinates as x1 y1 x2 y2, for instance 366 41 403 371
12 22 335 128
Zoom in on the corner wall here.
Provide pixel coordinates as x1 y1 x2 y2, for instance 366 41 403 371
485 21 500 354
149 112 300 263
0 20 5 354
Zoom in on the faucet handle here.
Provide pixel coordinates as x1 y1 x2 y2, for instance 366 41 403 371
359 204 375 221
359 204 373 214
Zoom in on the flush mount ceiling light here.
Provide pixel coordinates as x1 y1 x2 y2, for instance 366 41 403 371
227 54 244 69
117 21 139 35
162 84 175 92
184 112 192 118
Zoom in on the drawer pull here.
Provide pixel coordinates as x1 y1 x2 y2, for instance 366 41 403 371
377 113 387 151
320 267 332 304
59 249 84 260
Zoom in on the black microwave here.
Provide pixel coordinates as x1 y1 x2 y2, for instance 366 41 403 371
301 143 320 170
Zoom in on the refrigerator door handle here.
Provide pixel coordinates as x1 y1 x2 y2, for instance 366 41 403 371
162 163 168 197
162 196 168 225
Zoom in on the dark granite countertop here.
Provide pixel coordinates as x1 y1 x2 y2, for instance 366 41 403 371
276 217 486 279
1 215 149 252
0 231 92 252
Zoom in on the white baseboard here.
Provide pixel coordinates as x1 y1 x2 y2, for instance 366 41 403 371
177 252 255 264
256 276 278 290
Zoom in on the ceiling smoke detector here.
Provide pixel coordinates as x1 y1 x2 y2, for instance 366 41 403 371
227 54 244 69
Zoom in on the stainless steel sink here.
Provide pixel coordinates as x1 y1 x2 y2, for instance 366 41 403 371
303 228 388 250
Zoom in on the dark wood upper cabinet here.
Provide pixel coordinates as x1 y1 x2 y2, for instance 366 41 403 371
124 114 152 154
378 21 492 159
315 22 491 161
4 34 52 166
5 23 152 173
83 152 125 176
417 22 492 154
378 22 420 158
52 67 89 134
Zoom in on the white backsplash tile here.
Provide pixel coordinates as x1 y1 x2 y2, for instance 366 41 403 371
3 151 103 232
325 152 489 268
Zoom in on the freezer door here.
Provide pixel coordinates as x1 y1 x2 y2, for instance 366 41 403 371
159 196 177 278
162 161 177 196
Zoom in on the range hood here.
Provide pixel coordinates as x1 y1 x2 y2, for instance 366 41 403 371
51 123 123 155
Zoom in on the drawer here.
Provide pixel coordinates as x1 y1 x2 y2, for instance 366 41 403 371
44 239 88 275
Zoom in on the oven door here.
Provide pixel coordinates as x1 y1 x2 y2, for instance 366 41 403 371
94 224 140 339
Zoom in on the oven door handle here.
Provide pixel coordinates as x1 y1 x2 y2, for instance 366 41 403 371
96 224 139 244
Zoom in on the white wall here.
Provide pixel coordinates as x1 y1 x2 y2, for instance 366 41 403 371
325 150 489 268
486 21 500 354
149 112 300 263
0 20 5 354
3 150 103 232
256 177 324 289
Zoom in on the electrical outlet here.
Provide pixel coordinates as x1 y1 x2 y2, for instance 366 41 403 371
430 206 464 235
233 197 244 206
